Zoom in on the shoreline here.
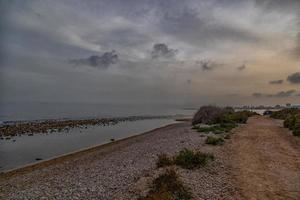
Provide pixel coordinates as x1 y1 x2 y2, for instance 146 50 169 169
0 122 180 179
0 115 181 138
0 116 242 199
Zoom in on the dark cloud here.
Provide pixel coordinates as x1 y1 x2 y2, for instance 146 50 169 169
292 33 300 59
252 90 297 98
255 0 300 12
151 43 178 59
269 79 283 84
272 90 297 98
237 64 246 71
70 51 118 69
159 7 260 48
253 93 263 98
287 72 300 84
196 60 220 71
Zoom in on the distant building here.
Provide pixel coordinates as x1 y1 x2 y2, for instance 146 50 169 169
286 103 291 108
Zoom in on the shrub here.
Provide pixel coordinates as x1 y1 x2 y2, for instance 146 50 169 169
197 126 217 133
192 106 233 125
196 123 237 134
292 115 300 137
218 111 257 124
283 114 300 137
173 149 214 169
156 154 173 168
139 169 192 200
192 106 256 125
220 123 237 130
270 108 300 120
284 115 296 130
224 134 231 139
293 129 300 137
205 136 224 145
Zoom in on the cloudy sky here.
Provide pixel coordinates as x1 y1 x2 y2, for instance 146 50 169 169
0 0 300 107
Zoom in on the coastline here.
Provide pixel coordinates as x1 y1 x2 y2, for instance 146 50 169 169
3 116 299 199
0 122 180 179
0 115 179 137
0 119 241 200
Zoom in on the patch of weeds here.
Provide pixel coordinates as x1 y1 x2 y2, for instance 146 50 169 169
205 136 224 145
284 115 295 130
173 149 214 169
224 134 231 139
220 123 237 130
138 168 192 200
192 105 257 125
197 126 215 133
270 108 300 120
283 114 300 137
196 123 237 134
156 154 173 168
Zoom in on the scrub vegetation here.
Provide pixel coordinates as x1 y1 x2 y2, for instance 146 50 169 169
271 108 300 137
156 149 214 169
138 168 192 200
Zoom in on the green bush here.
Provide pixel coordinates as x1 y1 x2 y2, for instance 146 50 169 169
217 111 257 124
293 115 300 137
192 106 234 125
196 123 237 134
192 105 256 126
283 114 300 137
270 108 300 120
139 169 192 200
205 136 224 145
284 115 296 130
220 123 238 130
173 149 214 169
224 134 231 139
156 154 173 168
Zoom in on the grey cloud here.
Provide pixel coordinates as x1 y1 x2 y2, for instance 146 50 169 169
255 0 300 12
159 7 260 48
291 33 300 59
151 43 178 59
70 51 118 69
196 60 220 71
253 90 297 98
287 72 300 84
272 90 297 98
253 93 263 98
269 79 283 84
237 64 246 71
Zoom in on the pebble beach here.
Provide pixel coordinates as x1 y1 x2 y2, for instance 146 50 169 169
0 122 240 200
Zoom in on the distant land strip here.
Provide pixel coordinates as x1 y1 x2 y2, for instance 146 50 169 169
0 115 181 138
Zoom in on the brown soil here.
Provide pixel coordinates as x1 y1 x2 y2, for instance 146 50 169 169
227 116 300 200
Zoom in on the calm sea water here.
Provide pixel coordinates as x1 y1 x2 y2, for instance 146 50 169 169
0 102 194 122
0 102 195 171
0 118 178 171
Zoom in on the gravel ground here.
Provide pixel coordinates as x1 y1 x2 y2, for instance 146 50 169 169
0 122 240 200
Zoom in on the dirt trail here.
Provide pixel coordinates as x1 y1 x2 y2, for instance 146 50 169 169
228 116 300 200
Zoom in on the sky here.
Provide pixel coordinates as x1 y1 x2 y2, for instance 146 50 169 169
0 0 300 107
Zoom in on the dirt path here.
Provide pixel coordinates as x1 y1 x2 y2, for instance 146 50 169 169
228 116 300 200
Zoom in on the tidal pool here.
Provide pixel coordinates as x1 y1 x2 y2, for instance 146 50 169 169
0 118 177 171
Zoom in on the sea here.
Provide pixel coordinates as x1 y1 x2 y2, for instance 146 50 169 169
0 102 196 171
